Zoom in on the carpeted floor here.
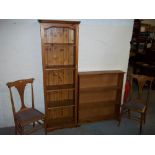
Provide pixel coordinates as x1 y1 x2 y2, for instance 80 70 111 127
1 91 155 135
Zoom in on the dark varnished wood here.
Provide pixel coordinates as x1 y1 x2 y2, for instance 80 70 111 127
38 20 81 25
78 70 124 124
7 78 45 135
119 74 154 134
39 20 80 132
79 70 125 75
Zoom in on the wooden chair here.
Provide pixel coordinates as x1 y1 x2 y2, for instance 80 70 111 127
119 74 154 134
7 78 45 135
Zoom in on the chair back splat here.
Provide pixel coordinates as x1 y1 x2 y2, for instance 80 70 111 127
7 78 34 113
6 78 45 135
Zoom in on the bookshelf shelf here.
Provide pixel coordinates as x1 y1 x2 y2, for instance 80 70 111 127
45 65 76 70
44 43 76 46
48 99 75 109
46 84 75 91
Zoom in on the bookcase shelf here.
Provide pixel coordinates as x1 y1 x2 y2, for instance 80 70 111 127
79 100 116 107
48 99 75 109
80 86 121 92
44 43 76 46
46 84 75 91
39 20 80 132
45 65 76 70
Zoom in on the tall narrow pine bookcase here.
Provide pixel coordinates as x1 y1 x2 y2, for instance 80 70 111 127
39 20 80 132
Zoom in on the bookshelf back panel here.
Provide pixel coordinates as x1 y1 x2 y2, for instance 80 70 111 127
44 45 75 66
47 107 74 120
46 69 74 86
79 90 117 103
79 100 115 110
47 89 74 102
79 104 115 121
80 74 119 88
44 28 74 44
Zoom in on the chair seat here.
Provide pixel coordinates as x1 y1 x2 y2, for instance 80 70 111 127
15 108 44 126
123 100 146 113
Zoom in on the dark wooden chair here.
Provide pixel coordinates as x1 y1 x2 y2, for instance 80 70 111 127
119 74 154 134
7 78 45 135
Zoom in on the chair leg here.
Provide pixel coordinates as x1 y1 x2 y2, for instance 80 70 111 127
44 128 47 135
15 126 17 135
139 114 144 135
17 123 24 135
43 119 47 135
118 109 122 126
118 118 121 126
118 107 126 126
17 126 24 135
21 127 24 135
15 122 17 135
128 110 131 119
33 122 35 128
143 113 146 124
15 121 21 135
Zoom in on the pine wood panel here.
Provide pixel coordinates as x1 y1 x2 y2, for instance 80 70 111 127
79 104 115 123
46 117 75 131
47 106 74 120
80 90 117 103
44 28 74 44
80 74 119 88
47 106 75 129
46 69 74 86
47 89 74 102
44 45 74 66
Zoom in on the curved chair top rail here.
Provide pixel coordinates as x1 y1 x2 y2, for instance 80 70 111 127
131 74 154 82
6 78 34 88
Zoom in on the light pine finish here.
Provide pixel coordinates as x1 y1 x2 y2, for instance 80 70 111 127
6 78 45 135
39 20 80 132
78 70 124 124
